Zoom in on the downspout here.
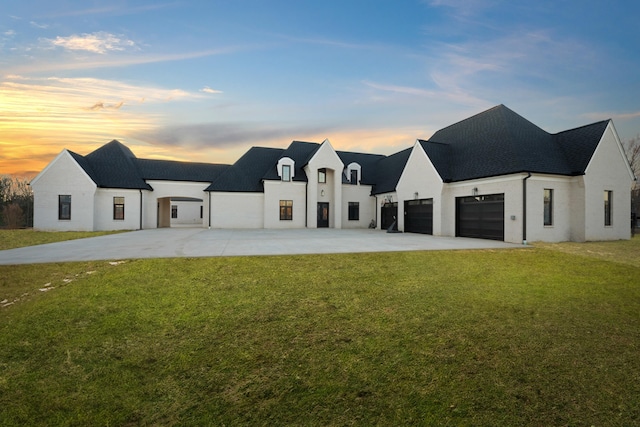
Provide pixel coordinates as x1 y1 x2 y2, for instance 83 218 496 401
208 191 211 228
305 182 308 228
522 172 531 245
139 189 143 230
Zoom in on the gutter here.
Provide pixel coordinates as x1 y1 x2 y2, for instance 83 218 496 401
522 172 531 245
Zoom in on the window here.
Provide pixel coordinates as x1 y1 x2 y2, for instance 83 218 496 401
113 197 125 220
200 206 203 219
348 202 359 220
280 200 293 220
171 205 178 219
58 195 71 220
318 168 326 183
543 189 553 226
604 190 613 226
350 169 358 185
282 165 291 182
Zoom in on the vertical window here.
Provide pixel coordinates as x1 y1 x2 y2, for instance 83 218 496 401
171 205 178 219
543 189 553 226
58 195 71 220
604 190 613 226
348 202 359 221
350 170 358 185
113 197 125 220
282 165 291 182
279 200 293 220
200 206 203 219
318 168 326 183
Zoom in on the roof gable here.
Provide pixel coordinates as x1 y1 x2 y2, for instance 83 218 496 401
262 141 321 182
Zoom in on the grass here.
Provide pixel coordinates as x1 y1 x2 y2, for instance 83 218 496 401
0 229 127 251
0 239 639 426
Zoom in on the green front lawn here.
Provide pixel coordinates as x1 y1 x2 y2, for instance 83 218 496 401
0 229 127 251
1 242 639 425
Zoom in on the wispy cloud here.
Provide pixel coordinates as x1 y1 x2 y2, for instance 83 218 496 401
584 110 640 122
30 21 49 29
201 86 223 94
45 31 136 54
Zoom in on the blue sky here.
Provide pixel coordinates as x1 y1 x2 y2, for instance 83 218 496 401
2 0 639 176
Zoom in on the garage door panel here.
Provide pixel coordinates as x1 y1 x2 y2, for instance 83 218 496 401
456 194 504 241
404 198 433 234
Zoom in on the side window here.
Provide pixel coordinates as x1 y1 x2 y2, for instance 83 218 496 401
113 197 125 220
282 165 291 182
543 189 553 226
171 205 178 219
279 200 293 220
348 202 359 220
604 190 613 226
58 195 71 220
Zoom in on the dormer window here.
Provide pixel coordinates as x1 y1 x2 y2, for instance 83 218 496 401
277 157 295 182
318 168 326 183
346 162 361 185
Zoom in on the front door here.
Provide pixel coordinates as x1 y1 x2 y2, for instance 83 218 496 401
317 202 329 228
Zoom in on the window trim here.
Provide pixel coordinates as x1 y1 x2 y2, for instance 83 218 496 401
58 195 71 220
113 196 125 221
543 189 553 226
348 202 359 221
604 190 613 226
279 200 293 220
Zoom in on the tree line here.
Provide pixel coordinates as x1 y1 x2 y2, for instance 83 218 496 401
1 175 33 229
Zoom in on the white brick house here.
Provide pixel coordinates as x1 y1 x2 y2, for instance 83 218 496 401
31 105 636 242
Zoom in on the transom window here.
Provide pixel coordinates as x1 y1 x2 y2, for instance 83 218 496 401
113 197 125 220
543 189 553 226
280 200 293 220
58 195 71 220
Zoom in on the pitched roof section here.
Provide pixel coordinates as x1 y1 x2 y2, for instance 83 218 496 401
426 105 608 181
136 158 229 183
262 141 321 182
72 140 230 190
83 140 152 190
206 147 284 192
371 147 412 195
553 120 610 175
336 151 386 185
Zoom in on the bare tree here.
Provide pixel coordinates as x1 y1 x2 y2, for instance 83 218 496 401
624 135 640 233
0 175 33 228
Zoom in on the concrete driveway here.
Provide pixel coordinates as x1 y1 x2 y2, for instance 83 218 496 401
0 228 521 265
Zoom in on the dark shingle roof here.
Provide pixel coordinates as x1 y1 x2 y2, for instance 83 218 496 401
371 147 412 195
206 147 284 192
262 141 321 182
337 151 386 185
82 140 152 190
425 105 609 182
136 158 229 183
72 140 230 190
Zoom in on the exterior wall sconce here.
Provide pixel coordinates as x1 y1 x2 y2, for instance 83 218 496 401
414 192 419 199
472 187 479 196
321 189 325 197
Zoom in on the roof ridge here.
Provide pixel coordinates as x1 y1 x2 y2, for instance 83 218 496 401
551 119 610 136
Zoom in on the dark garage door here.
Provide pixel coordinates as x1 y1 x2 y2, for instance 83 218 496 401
456 194 504 241
404 198 433 234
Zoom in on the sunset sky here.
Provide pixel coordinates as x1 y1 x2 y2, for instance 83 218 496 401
2 1 640 178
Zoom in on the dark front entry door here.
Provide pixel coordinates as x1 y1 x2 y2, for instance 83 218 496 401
317 202 329 228
381 202 398 231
